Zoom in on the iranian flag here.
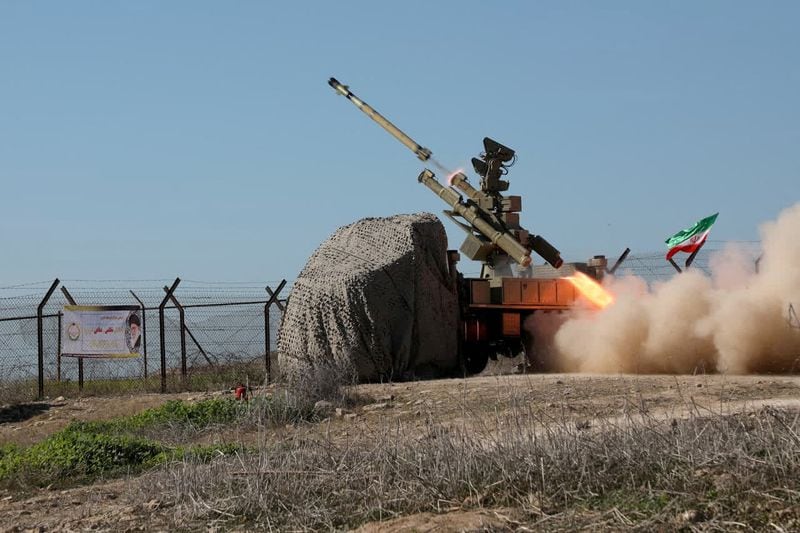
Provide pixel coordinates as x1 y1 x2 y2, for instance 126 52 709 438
665 213 718 260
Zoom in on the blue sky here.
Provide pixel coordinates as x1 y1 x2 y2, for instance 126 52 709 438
1 1 798 284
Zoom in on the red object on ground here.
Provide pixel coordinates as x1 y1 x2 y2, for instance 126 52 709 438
235 386 247 401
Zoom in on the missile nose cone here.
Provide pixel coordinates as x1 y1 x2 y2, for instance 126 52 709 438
328 77 350 97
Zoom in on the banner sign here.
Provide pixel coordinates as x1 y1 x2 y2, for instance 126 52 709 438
62 305 142 358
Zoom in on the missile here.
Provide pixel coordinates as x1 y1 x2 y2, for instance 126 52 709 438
328 77 432 162
448 171 563 268
448 172 491 207
418 170 533 268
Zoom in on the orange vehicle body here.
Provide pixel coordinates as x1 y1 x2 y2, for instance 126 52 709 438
458 275 585 373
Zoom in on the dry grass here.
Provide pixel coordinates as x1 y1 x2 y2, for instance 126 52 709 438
140 397 800 531
281 357 361 407
1 360 270 405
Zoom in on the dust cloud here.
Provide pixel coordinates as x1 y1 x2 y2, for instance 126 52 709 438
529 203 800 374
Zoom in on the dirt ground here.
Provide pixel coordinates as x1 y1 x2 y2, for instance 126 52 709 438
2 371 799 531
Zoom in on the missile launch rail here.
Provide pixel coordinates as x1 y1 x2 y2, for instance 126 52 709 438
328 78 627 374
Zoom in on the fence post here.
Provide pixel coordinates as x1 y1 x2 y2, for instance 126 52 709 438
685 248 700 269
264 280 287 384
264 303 272 385
37 279 60 400
161 287 187 379
57 312 62 382
60 287 84 392
162 288 215 368
130 291 148 379
159 278 181 393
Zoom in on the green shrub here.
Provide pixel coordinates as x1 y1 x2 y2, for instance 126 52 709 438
125 398 245 429
74 398 247 437
0 443 19 462
0 395 321 489
177 443 245 462
0 399 252 488
0 425 166 485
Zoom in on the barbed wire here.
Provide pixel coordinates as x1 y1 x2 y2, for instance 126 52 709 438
0 239 781 403
0 278 289 403
0 280 58 290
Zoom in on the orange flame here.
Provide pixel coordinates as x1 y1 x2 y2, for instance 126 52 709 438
563 271 614 309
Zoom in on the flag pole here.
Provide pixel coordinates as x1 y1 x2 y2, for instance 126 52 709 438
668 258 682 273
684 239 707 268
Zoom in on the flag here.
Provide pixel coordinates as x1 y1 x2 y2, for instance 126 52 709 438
665 213 718 260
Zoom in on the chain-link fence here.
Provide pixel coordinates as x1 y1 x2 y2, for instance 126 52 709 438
0 242 765 404
457 241 763 281
0 278 289 403
611 241 762 283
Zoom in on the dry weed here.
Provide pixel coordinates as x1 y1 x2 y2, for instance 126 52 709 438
142 399 800 530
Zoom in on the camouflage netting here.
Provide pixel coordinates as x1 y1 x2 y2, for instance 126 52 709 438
278 213 459 382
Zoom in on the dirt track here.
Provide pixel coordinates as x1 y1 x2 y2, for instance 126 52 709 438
2 372 800 531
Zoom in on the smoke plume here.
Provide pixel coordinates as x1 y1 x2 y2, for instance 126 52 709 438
532 203 800 374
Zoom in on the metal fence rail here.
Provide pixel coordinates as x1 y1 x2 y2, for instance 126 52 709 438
0 242 763 404
0 278 289 403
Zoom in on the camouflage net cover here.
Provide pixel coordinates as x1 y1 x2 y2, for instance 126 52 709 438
278 213 459 382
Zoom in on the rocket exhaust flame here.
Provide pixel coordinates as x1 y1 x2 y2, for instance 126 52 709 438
563 271 614 309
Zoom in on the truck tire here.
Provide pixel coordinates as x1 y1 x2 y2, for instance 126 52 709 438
462 343 490 375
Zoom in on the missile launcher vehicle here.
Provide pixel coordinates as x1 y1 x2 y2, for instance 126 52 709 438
328 78 627 374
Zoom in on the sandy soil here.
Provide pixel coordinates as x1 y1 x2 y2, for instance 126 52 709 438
2 372 799 531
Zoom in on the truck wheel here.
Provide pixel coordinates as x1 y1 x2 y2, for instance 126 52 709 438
462 344 490 375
